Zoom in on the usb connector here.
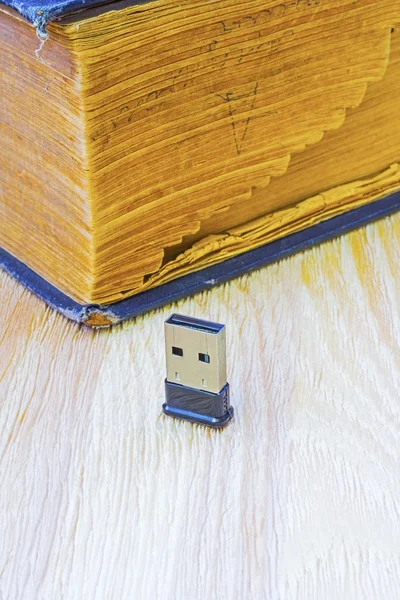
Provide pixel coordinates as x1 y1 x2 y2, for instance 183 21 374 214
165 314 227 394
163 314 234 428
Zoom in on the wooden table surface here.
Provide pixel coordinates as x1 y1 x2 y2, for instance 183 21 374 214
1 214 400 600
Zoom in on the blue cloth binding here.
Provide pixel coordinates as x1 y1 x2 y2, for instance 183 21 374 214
2 0 148 33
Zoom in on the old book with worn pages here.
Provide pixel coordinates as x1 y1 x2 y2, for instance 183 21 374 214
1 0 400 325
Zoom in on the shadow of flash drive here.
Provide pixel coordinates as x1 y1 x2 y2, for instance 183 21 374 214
162 314 234 428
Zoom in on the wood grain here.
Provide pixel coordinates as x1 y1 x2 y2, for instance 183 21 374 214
1 214 400 599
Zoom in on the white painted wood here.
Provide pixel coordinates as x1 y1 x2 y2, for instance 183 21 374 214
1 214 400 600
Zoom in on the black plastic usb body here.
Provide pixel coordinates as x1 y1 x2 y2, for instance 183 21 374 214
163 314 234 428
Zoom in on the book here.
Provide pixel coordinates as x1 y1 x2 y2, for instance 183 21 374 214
1 0 399 325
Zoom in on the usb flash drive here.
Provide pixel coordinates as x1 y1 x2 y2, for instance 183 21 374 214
163 314 234 428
